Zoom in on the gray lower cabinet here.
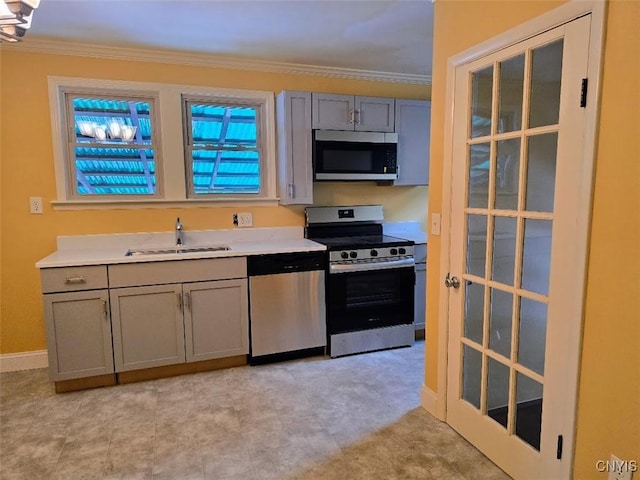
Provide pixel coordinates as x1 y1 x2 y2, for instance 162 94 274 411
41 265 113 381
276 90 313 205
183 279 248 362
43 289 114 381
108 258 249 372
414 243 427 331
395 99 431 186
312 93 395 132
110 284 185 372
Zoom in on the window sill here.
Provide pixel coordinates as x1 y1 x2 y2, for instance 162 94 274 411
51 197 281 210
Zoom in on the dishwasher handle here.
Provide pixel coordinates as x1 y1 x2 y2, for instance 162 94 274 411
247 251 327 276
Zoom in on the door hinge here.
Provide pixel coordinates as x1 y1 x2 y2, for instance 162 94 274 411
557 434 563 460
580 78 588 108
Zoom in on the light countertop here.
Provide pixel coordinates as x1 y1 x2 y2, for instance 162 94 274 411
36 227 326 269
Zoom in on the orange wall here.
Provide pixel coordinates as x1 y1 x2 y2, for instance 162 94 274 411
0 49 429 354
428 0 639 476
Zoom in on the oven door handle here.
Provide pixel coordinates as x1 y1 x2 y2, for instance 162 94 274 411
329 257 415 274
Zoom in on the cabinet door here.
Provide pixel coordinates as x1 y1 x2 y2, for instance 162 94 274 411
110 284 185 372
43 290 113 381
276 91 313 205
414 265 427 330
394 99 431 185
355 96 395 132
183 279 249 362
312 93 355 130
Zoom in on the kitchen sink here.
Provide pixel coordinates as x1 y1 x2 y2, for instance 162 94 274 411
125 245 231 256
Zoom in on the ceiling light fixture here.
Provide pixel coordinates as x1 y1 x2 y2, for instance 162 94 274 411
0 0 40 43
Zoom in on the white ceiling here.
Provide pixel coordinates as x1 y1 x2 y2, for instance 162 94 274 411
27 0 434 78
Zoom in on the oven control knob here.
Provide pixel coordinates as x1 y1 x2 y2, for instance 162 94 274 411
370 249 378 257
341 251 349 259
349 251 358 259
390 248 398 255
398 247 406 255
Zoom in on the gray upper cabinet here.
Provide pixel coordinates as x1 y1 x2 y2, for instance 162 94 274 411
312 93 395 132
394 99 431 186
276 91 313 205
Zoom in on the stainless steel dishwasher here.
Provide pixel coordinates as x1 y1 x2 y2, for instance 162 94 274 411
247 251 326 363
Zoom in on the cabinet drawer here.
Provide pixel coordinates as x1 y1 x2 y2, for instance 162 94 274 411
108 257 247 288
41 265 108 293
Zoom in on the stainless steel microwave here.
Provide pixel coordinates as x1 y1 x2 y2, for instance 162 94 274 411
313 130 398 181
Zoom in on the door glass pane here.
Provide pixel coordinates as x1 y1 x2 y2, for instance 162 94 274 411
466 214 487 278
462 345 482 409
495 138 521 210
525 133 558 212
529 39 564 128
464 283 484 345
487 358 510 429
518 298 547 375
468 143 491 208
489 288 513 358
498 54 525 133
492 216 517 286
515 373 543 451
471 66 493 138
521 219 553 295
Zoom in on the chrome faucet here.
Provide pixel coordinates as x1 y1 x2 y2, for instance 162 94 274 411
175 217 184 247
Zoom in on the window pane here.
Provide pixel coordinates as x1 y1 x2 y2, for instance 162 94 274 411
491 216 517 286
185 101 262 195
489 288 512 359
73 97 152 145
74 147 156 196
466 214 487 278
521 219 553 296
525 133 558 213
191 150 260 195
464 282 484 345
462 345 482 409
70 96 157 196
515 373 543 451
487 357 510 429
470 66 493 138
468 143 490 208
494 138 521 210
498 54 525 133
529 39 563 128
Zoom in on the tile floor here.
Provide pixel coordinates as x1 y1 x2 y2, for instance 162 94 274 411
0 341 510 480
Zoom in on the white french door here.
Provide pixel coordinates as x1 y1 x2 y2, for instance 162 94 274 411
446 14 592 480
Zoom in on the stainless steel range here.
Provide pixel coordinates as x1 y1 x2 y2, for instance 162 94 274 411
305 205 415 357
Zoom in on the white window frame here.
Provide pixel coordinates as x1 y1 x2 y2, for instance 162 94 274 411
48 77 278 208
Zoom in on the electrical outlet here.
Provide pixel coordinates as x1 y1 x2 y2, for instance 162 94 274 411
608 455 635 480
233 212 253 228
29 197 43 214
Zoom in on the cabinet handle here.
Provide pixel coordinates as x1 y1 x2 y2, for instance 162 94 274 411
101 299 108 320
65 276 86 284
349 109 354 124
289 183 295 199
355 109 361 124
185 292 191 311
176 292 182 310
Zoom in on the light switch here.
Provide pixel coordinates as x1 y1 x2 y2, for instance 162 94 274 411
431 213 441 236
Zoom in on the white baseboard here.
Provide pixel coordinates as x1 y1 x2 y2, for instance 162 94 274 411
421 384 446 421
0 350 49 373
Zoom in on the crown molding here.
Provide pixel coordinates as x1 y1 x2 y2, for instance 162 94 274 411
4 37 431 85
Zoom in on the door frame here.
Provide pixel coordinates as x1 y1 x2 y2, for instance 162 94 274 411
431 0 607 472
